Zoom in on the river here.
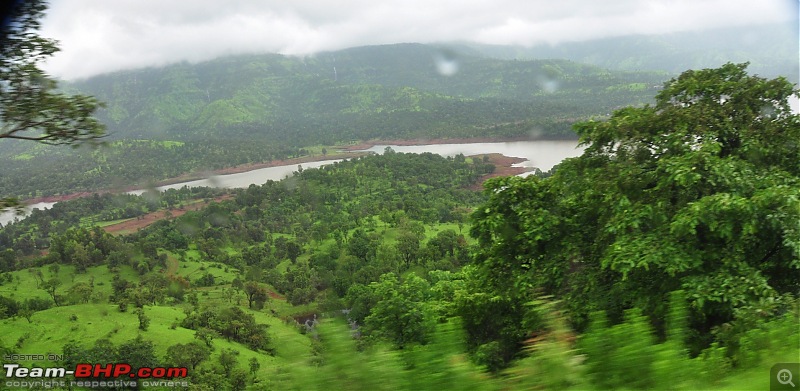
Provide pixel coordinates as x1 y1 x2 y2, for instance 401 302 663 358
0 140 582 226
362 140 582 172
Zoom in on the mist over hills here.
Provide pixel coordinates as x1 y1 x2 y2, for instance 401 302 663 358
61 21 795 145
2 29 793 198
456 22 798 82
62 43 665 144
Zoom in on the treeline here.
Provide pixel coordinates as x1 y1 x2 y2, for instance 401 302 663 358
70 44 666 144
0 44 668 199
463 63 800 369
0 140 306 199
57 336 260 390
0 151 487 310
0 187 225 259
2 62 798 390
127 151 486 304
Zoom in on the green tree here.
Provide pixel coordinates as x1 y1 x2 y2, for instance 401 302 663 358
248 357 260 379
218 348 239 376
0 0 105 212
66 282 92 304
468 63 800 361
117 337 158 376
136 308 150 331
364 273 434 349
165 341 211 370
229 368 248 391
139 273 168 305
395 230 422 269
0 0 105 144
194 327 217 349
347 229 376 262
243 281 269 309
18 308 34 323
41 277 61 306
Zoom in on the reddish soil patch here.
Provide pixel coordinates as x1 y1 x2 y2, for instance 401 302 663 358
103 194 232 235
22 137 557 204
267 290 285 300
23 153 368 204
468 153 534 191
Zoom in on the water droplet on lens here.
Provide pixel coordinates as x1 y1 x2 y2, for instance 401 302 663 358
434 50 460 77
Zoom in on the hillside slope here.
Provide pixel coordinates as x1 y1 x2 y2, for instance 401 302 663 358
67 43 667 143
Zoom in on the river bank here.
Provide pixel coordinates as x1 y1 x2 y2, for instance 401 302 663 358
20 137 574 205
22 151 367 204
469 153 533 190
341 136 562 151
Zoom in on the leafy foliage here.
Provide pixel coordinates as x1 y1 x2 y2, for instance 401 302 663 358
469 63 800 365
0 0 104 144
363 273 434 349
0 43 667 199
181 306 272 352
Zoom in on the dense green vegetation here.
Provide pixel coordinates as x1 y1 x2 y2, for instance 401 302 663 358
0 63 797 390
0 150 493 389
73 44 665 143
0 139 311 199
0 43 669 199
465 63 800 371
2 4 797 389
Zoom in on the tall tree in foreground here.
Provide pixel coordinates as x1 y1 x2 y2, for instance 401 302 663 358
0 0 105 211
467 63 799 367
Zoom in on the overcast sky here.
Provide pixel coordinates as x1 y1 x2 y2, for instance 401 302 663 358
40 0 797 80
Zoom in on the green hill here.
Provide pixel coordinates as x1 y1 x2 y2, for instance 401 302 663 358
69 43 667 143
0 43 669 198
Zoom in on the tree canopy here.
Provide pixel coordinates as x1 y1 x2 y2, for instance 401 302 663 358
0 0 104 144
0 0 106 212
469 63 800 363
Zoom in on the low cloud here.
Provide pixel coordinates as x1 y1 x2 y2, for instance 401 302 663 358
40 0 796 80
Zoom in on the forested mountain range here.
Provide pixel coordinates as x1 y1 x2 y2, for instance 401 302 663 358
0 43 670 198
65 43 666 144
0 64 797 389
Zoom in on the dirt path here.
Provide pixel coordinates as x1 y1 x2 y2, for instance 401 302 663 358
99 153 529 232
103 195 232 235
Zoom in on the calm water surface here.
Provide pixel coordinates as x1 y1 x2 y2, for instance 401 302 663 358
1 140 582 225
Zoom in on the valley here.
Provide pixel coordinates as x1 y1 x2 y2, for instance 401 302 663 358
0 20 797 389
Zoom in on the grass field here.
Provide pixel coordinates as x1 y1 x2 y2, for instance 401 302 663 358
0 264 141 303
0 300 316 385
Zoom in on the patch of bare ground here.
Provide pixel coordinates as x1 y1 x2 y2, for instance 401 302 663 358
468 153 534 190
103 194 233 235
